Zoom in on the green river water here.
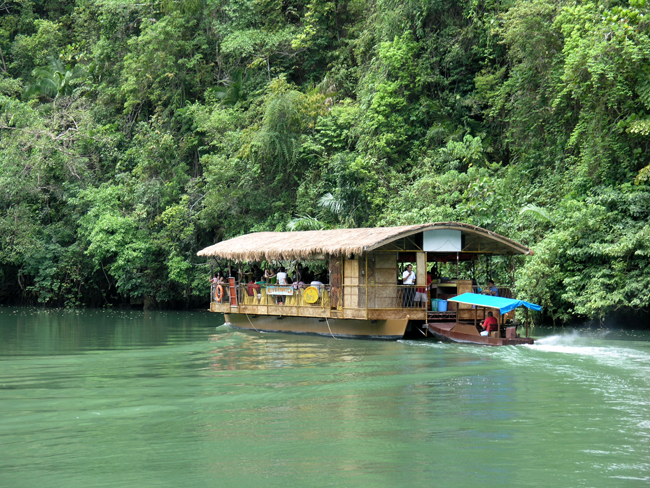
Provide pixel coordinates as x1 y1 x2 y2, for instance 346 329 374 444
1 307 649 487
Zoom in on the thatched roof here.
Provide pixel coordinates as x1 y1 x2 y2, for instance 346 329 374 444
197 222 533 262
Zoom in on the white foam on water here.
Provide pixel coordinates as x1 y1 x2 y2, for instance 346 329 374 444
397 339 448 349
533 328 611 346
525 331 650 374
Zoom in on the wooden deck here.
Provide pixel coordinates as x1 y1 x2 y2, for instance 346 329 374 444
210 301 427 321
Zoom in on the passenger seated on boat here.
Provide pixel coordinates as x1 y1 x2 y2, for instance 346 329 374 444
480 312 499 337
246 282 261 297
310 280 324 297
481 280 499 296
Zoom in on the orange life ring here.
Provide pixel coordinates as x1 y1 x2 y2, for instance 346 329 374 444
215 284 224 303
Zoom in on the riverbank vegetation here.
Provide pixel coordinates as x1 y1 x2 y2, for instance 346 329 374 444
1 0 649 323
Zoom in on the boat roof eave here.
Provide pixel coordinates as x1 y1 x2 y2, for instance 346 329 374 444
364 222 533 256
196 222 533 261
449 293 542 315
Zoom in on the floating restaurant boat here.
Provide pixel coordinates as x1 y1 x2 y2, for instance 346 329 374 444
197 223 536 341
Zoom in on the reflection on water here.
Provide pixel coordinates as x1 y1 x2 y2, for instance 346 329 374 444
0 307 216 356
1 307 650 487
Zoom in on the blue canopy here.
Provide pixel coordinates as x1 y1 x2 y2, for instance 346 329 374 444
448 293 542 315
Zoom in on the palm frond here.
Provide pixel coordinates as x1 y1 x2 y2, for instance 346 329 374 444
318 192 344 216
287 215 325 231
519 204 552 223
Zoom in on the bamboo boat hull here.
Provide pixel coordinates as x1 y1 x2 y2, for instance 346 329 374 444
428 322 534 346
224 313 409 340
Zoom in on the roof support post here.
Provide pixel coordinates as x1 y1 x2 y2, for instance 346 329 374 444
487 255 490 282
472 256 476 281
416 252 426 286
498 311 501 338
525 308 529 338
365 254 368 311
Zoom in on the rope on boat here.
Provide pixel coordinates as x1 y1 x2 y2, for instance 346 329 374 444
325 317 338 340
245 313 260 333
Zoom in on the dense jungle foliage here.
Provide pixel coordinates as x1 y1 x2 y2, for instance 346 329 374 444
1 0 650 324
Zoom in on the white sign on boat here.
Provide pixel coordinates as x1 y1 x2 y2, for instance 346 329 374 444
267 285 294 296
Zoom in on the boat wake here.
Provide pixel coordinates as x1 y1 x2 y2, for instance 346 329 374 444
533 328 610 346
523 330 650 374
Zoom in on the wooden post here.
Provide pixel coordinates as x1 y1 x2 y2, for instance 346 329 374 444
487 255 490 283
472 256 476 283
425 252 429 312
525 308 529 338
365 253 368 311
497 310 501 338
474 306 477 330
497 311 501 338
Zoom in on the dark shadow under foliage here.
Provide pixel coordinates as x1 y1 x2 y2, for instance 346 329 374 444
0 0 649 323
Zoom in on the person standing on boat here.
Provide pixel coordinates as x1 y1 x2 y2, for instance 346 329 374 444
210 272 226 302
209 274 218 298
251 264 263 282
209 271 225 287
276 266 289 304
216 271 225 286
302 266 313 283
264 267 276 284
402 264 416 307
277 267 289 285
480 311 499 336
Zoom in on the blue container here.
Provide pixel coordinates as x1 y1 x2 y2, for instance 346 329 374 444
430 299 438 311
437 299 448 312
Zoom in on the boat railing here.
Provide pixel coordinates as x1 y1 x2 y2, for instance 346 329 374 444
210 283 229 303
212 282 428 311
227 282 333 308
340 284 428 310
212 282 513 316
